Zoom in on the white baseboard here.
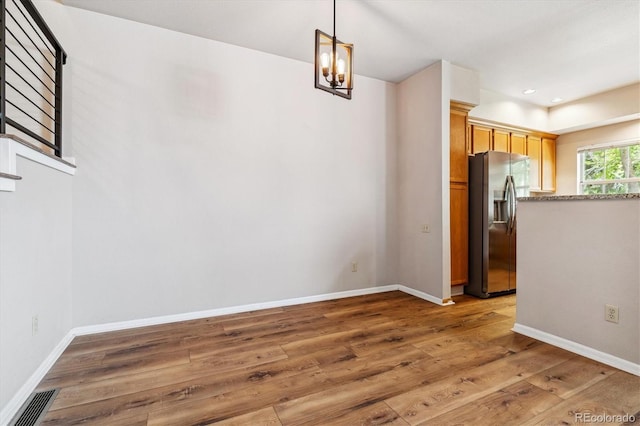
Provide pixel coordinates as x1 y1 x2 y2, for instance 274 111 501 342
0 284 446 424
0 332 75 426
398 285 455 306
512 323 640 377
73 285 402 336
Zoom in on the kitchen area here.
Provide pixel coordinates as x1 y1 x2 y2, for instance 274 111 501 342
449 103 559 298
448 83 640 374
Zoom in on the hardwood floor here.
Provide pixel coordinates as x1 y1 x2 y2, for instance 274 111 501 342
36 291 639 425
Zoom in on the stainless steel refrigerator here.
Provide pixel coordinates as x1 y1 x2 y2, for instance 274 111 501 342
466 151 530 298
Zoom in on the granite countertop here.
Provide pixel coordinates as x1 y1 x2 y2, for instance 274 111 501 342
519 193 640 201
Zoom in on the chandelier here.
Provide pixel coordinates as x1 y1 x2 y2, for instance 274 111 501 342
314 0 353 99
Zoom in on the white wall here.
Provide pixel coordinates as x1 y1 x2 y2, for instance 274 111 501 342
549 83 640 133
396 61 450 300
517 198 640 366
555 120 640 195
0 156 73 413
451 64 480 106
469 89 549 131
469 84 640 136
36 2 397 327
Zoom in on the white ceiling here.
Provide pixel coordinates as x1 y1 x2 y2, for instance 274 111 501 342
60 0 640 107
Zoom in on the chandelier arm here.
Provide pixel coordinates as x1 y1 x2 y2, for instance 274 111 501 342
324 75 343 88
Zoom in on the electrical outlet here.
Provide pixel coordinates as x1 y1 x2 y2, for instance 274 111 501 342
351 262 358 272
422 224 430 233
605 304 619 323
32 315 38 335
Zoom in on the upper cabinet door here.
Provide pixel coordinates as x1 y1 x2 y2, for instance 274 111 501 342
450 110 468 183
527 135 542 191
542 138 556 192
472 126 492 153
493 130 509 152
510 133 527 155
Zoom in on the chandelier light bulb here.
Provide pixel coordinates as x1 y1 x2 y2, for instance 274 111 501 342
320 52 330 76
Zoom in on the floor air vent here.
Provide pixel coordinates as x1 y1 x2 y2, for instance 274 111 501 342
10 389 59 426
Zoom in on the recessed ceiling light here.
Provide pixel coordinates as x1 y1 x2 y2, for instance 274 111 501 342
522 89 536 95
551 97 563 103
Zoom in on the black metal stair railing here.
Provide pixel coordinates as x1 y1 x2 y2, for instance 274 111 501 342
0 0 66 157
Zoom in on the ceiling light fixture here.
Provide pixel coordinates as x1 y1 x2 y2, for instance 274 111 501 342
522 89 536 95
550 97 563 103
315 0 353 99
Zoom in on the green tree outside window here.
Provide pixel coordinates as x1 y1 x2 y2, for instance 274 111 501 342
579 143 640 194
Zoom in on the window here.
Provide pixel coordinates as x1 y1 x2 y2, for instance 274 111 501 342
578 140 640 194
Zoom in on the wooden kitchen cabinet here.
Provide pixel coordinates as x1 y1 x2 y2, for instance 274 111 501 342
450 182 468 285
542 137 556 192
468 118 557 193
527 135 542 191
528 136 557 192
471 125 492 153
450 101 474 286
510 133 527 155
493 129 509 152
450 110 469 183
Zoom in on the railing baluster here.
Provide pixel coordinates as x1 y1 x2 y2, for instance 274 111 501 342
0 0 7 134
0 0 66 157
54 43 62 153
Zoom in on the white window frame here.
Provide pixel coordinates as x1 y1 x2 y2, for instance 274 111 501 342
577 138 640 195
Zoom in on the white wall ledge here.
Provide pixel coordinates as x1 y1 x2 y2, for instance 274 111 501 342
0 134 75 191
0 171 22 180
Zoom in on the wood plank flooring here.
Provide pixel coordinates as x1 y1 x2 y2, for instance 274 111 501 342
36 292 640 425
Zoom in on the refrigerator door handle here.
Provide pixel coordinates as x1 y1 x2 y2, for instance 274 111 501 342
508 175 517 234
505 176 511 234
504 176 512 234
503 177 511 233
